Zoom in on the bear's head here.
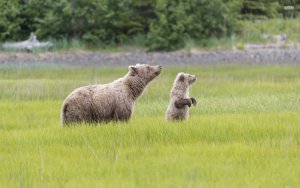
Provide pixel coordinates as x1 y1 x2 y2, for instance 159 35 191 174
176 72 197 86
129 64 162 83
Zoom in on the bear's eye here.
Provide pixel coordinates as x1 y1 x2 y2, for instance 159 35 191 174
147 66 150 69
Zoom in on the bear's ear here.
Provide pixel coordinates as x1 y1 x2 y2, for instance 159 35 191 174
178 74 185 82
129 66 138 76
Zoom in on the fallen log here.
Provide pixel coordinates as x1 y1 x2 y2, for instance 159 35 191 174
2 33 53 52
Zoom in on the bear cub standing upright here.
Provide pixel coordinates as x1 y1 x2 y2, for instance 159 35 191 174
166 72 197 121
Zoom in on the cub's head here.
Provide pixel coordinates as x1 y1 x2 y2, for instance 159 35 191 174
175 72 197 86
129 64 162 83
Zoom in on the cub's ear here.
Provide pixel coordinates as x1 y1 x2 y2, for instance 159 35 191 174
129 66 138 76
178 74 185 82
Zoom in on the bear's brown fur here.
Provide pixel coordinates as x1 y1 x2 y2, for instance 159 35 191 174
166 72 197 121
61 64 162 126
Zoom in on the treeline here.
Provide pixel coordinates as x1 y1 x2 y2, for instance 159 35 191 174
0 0 299 51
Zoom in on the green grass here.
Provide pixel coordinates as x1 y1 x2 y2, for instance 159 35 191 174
186 18 300 50
241 19 300 43
0 65 300 187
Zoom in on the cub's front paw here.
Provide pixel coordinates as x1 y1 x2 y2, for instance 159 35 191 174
187 100 192 107
190 97 197 106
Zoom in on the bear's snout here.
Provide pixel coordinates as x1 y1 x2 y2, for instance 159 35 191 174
155 65 162 75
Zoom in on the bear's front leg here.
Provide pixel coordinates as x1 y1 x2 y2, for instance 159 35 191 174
113 107 132 122
190 97 197 106
175 98 192 108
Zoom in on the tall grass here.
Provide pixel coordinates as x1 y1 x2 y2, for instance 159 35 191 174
185 18 300 50
0 65 299 187
241 19 300 43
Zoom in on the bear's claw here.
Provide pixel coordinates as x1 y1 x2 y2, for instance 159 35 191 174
191 97 197 106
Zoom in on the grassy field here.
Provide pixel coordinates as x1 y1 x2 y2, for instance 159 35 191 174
0 64 299 187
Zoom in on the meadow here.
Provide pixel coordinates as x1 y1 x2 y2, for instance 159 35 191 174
0 64 299 188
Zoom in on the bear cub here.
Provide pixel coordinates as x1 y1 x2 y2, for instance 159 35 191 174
166 72 197 121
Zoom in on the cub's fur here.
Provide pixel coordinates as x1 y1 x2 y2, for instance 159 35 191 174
166 72 197 121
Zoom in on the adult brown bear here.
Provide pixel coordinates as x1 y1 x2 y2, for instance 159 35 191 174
61 64 162 126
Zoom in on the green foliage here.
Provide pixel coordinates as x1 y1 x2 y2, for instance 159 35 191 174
147 0 240 51
0 0 300 51
240 0 280 20
0 0 156 45
186 0 240 39
180 18 300 50
32 0 156 45
0 0 22 41
241 19 300 43
279 0 300 18
0 0 239 51
147 0 187 51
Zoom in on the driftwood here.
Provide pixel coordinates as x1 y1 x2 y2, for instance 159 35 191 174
2 33 53 52
245 33 288 50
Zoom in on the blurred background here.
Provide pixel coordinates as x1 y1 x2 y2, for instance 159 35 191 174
0 0 300 52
